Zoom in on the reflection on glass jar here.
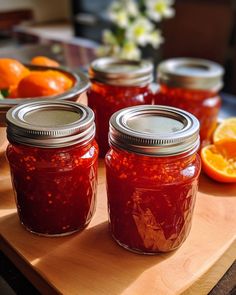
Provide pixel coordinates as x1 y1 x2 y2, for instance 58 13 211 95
105 105 201 254
154 58 224 146
88 58 154 157
6 101 98 236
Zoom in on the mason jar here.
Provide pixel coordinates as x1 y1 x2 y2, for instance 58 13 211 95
88 57 154 157
105 105 201 254
154 58 224 146
6 100 98 236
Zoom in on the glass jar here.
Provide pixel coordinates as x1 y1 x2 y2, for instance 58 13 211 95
154 58 224 146
105 105 201 254
88 57 154 157
6 100 98 236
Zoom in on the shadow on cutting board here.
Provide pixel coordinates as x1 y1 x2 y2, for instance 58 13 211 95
198 172 236 197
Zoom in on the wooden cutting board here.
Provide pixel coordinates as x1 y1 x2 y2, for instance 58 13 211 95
0 152 235 295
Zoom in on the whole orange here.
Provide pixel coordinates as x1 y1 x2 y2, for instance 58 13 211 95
0 58 29 89
7 85 18 98
31 56 60 67
17 71 66 98
45 70 74 91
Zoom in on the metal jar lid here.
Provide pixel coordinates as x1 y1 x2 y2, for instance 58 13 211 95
89 57 153 86
109 105 200 156
157 58 224 91
6 100 95 148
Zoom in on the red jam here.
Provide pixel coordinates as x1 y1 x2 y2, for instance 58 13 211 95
105 146 201 253
88 81 153 157
155 85 221 145
7 139 98 236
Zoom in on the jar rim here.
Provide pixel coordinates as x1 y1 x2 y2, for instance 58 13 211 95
89 57 153 86
157 58 224 91
6 100 95 148
109 105 200 156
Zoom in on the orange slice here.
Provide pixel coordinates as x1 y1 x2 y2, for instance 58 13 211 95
213 117 236 143
201 139 236 183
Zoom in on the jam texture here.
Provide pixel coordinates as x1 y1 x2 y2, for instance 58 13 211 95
155 85 221 145
7 140 98 235
105 147 201 253
88 82 153 157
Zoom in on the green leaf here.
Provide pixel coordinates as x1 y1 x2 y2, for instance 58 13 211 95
1 89 9 98
0 91 4 99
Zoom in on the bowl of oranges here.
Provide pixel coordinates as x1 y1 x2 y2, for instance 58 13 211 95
0 56 89 152
0 56 90 127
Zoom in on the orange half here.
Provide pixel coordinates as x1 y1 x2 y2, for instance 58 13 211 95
213 117 236 143
201 139 236 183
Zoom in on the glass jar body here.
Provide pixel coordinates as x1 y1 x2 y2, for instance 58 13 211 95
7 139 98 236
154 84 221 145
105 146 201 254
88 81 153 157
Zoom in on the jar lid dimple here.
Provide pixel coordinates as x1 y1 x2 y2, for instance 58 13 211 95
6 100 95 148
157 58 224 91
109 105 200 156
89 57 153 86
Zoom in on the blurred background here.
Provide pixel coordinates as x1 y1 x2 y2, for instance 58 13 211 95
0 0 236 94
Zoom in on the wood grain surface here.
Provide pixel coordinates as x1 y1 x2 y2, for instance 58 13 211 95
0 151 236 295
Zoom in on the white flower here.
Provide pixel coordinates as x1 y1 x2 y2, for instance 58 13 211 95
96 44 121 57
108 1 129 28
118 42 141 60
100 0 175 60
95 45 110 57
109 1 122 12
147 30 164 48
146 0 175 22
126 0 139 17
110 10 129 28
102 29 117 45
126 17 154 47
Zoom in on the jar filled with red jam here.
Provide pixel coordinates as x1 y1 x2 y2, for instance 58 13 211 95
155 58 224 146
6 100 98 236
88 57 154 157
105 105 201 254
